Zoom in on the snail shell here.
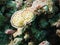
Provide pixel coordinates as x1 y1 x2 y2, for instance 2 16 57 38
10 7 35 28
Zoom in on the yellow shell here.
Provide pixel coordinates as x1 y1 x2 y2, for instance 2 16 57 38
10 7 35 28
